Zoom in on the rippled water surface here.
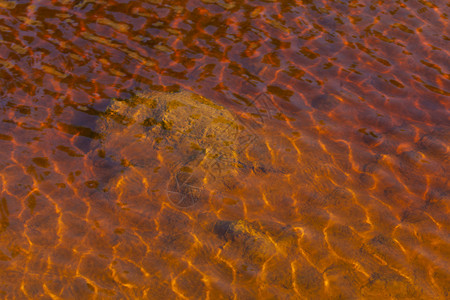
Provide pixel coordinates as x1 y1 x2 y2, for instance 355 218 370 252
0 0 449 298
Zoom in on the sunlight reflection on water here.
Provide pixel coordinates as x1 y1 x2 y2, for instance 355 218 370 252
0 0 448 298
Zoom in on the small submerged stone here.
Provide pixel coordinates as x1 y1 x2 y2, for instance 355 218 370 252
214 220 277 264
213 219 301 267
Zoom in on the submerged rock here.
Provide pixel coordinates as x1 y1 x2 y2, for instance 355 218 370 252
214 220 277 264
91 89 272 207
213 219 300 266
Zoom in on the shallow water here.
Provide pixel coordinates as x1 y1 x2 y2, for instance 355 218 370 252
0 0 449 298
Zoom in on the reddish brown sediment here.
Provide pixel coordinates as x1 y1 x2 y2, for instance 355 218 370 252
0 0 448 298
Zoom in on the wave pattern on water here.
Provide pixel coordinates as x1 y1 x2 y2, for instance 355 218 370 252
0 0 449 298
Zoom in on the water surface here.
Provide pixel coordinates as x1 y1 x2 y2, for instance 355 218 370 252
0 0 449 298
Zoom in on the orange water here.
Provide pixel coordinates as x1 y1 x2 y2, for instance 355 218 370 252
0 0 449 299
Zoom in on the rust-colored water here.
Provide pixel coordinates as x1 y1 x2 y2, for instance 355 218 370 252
0 0 449 298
